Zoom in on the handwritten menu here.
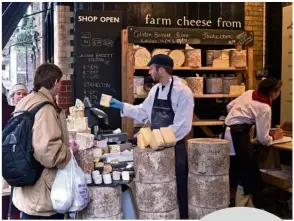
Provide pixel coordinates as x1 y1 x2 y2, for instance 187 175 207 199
75 11 122 129
128 26 254 46
281 5 292 124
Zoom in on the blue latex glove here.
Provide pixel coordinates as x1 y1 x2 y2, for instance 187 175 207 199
109 98 123 110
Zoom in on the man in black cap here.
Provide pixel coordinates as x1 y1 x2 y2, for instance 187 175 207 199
110 54 194 219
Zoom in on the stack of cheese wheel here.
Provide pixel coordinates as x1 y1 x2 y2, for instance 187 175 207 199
81 186 123 219
133 147 180 219
187 138 230 219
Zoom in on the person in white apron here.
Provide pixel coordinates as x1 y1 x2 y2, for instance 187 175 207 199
222 77 283 207
110 54 194 219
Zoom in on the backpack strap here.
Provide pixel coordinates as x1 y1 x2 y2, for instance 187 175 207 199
29 101 54 118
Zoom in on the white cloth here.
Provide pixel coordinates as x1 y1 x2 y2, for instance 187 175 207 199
122 76 194 141
224 90 273 155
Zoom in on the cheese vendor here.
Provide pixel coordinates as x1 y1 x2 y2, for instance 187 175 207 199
109 54 194 219
222 77 283 207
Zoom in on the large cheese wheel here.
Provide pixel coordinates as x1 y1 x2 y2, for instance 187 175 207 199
81 186 122 218
188 205 226 220
75 149 94 174
134 47 151 67
82 212 124 220
133 147 175 183
187 138 229 175
151 49 170 57
138 208 180 220
230 49 247 67
134 180 178 213
188 173 230 208
184 49 201 67
168 50 185 67
186 77 203 95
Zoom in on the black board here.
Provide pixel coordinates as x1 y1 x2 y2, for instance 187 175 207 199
128 26 254 46
75 11 123 129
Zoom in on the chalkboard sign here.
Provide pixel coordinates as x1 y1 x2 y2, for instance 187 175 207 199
75 11 123 130
128 26 254 46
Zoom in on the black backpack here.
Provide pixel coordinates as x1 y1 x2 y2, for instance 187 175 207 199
2 101 54 187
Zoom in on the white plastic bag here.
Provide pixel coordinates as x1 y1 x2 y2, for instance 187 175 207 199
69 158 89 212
51 154 75 213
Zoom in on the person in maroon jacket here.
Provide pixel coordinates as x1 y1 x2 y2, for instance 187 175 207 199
2 84 20 219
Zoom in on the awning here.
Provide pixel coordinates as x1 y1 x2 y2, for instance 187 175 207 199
2 2 31 49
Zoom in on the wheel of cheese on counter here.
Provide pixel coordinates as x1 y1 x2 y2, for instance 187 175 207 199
168 50 185 67
138 208 180 220
184 49 202 67
134 47 151 67
133 147 175 183
82 186 122 219
134 179 178 213
187 138 229 175
189 205 226 220
188 173 230 208
151 48 170 57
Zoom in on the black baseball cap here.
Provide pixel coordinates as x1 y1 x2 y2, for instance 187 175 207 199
147 54 174 68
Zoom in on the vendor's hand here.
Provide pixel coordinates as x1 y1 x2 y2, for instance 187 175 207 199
109 98 123 110
69 141 79 153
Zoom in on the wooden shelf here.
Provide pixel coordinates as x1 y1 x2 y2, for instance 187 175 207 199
192 120 224 126
134 66 247 71
134 94 240 99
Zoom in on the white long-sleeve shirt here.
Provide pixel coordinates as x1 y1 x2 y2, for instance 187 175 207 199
122 76 194 141
224 90 273 155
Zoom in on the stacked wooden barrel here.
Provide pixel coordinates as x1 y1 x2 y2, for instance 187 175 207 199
133 147 180 219
187 138 230 219
81 186 123 219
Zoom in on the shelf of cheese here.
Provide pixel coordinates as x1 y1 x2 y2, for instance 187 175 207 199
192 120 224 126
134 66 247 71
134 94 239 99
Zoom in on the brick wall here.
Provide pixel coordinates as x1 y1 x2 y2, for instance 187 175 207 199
245 2 266 71
53 4 74 114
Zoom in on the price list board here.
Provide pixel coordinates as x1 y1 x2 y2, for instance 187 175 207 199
75 11 123 129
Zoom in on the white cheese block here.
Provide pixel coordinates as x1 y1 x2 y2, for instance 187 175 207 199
187 138 229 175
68 129 78 142
160 127 177 147
69 106 77 117
137 133 147 150
76 133 94 150
74 117 89 131
168 50 185 67
188 173 230 208
151 48 170 57
75 99 84 111
140 127 152 146
100 94 112 107
150 129 165 150
134 47 151 67
109 144 120 153
212 59 230 67
92 147 103 158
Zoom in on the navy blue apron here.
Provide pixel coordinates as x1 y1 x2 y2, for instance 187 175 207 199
222 124 265 207
151 77 188 219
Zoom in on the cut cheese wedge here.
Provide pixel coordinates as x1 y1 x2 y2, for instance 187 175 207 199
150 129 165 150
100 94 112 107
75 99 84 110
137 133 147 149
140 127 152 146
160 127 177 147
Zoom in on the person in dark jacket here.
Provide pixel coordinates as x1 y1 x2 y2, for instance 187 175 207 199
2 84 20 219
